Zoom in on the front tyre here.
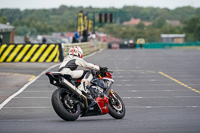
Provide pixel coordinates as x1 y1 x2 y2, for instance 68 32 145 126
51 88 81 121
109 92 125 119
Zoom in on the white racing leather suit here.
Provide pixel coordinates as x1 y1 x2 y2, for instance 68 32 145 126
58 55 100 93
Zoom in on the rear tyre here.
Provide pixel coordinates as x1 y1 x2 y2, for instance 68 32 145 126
109 92 125 119
51 88 81 121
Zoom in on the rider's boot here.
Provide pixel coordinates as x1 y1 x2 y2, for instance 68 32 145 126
78 79 90 95
78 72 94 96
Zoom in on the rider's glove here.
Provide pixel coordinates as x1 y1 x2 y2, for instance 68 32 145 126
100 66 108 72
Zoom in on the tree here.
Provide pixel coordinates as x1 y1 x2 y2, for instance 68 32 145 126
0 16 7 24
195 8 200 18
136 22 145 29
15 25 38 36
0 9 21 23
183 17 200 41
152 16 166 28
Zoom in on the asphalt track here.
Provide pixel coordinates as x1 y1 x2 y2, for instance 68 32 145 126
0 49 200 133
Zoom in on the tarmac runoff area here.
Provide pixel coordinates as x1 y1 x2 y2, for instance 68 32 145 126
0 62 58 106
0 49 200 133
0 72 34 104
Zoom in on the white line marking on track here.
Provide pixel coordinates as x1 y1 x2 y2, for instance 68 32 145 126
114 84 200 86
114 90 191 92
0 120 52 122
0 63 60 110
123 96 200 99
130 90 191 92
126 106 200 108
3 106 52 109
14 97 50 99
23 91 53 92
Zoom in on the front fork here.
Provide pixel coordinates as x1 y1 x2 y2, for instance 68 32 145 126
109 89 119 104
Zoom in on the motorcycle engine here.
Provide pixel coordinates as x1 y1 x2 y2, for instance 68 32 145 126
89 86 104 99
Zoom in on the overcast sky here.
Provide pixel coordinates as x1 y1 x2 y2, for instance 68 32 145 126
0 0 199 10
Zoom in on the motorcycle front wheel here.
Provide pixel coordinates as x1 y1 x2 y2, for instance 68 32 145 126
109 92 125 119
51 88 81 121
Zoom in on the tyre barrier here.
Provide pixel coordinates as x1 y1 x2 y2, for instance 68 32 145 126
0 44 63 62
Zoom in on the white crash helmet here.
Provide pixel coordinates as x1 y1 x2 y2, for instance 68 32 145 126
68 46 83 58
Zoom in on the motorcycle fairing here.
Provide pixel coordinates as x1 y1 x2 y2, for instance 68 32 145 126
90 78 108 90
95 96 109 114
81 96 109 117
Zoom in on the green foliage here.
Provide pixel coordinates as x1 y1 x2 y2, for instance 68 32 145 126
0 6 199 41
136 22 145 29
99 24 161 42
0 9 21 23
195 8 200 18
183 17 199 33
170 6 196 21
15 25 38 36
0 16 7 24
0 6 80 35
160 24 182 34
183 17 200 41
152 17 166 28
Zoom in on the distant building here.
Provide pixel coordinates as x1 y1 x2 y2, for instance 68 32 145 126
166 20 180 26
161 34 185 43
123 18 152 26
0 23 15 43
143 21 152 26
123 18 141 25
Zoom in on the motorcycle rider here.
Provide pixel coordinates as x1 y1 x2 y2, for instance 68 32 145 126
58 46 106 94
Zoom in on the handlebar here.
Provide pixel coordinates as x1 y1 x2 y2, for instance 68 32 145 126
98 67 113 77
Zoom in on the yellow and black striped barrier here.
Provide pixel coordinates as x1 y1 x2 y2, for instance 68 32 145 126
0 44 63 62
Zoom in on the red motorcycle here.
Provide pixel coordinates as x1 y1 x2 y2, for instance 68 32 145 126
46 68 125 121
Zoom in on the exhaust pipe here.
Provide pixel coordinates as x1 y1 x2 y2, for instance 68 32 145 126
59 77 88 108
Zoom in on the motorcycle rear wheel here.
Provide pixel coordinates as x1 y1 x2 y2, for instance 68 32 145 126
109 92 125 119
51 88 81 121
